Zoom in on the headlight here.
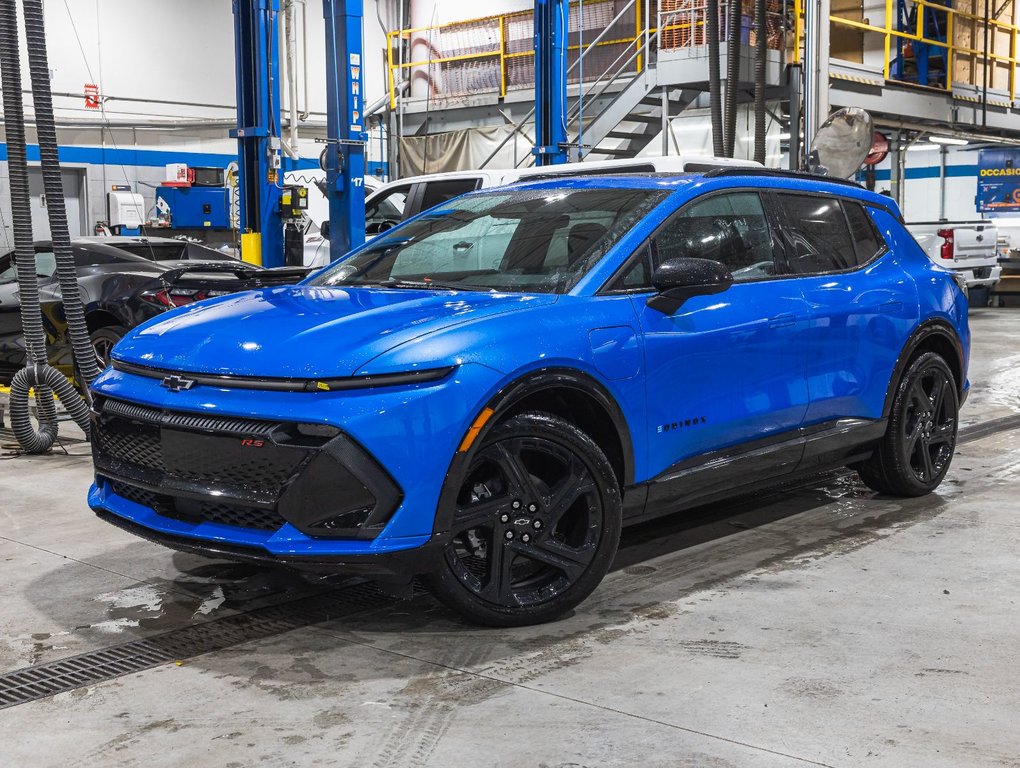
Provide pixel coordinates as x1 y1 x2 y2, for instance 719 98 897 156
951 271 969 300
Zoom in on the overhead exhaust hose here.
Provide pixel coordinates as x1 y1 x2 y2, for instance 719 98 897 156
10 366 90 454
0 0 59 451
723 0 742 157
752 0 767 165
707 0 725 156
23 0 100 389
0 0 94 452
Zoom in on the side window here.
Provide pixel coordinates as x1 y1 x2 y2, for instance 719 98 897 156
777 194 856 274
366 184 412 234
33 251 57 277
418 178 482 212
844 201 883 265
72 248 129 266
654 191 777 282
605 244 653 291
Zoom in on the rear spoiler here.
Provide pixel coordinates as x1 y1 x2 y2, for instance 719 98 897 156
158 262 311 291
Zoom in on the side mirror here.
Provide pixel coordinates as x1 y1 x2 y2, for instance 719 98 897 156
647 256 733 314
320 220 330 241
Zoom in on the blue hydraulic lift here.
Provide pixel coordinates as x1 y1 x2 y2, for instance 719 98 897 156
533 0 569 166
231 0 366 267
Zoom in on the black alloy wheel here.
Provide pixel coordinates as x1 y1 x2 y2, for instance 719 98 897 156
858 351 959 497
428 412 621 626
90 325 127 369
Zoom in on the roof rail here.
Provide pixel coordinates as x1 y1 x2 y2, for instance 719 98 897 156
702 167 866 190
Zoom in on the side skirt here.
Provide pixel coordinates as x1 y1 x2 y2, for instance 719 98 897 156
623 418 887 527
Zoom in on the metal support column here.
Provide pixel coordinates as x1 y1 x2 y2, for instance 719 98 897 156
532 0 569 166
232 0 284 267
323 0 367 260
802 0 830 164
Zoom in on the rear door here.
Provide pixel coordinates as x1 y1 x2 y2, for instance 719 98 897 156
773 193 917 425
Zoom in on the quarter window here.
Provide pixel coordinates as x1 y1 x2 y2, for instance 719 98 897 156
777 194 856 273
844 201 883 265
418 178 482 212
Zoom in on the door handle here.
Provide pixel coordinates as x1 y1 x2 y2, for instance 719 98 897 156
768 313 796 328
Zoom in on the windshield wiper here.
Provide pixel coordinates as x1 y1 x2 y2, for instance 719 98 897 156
376 278 489 292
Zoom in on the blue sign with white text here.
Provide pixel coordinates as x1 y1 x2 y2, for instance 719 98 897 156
977 148 1020 213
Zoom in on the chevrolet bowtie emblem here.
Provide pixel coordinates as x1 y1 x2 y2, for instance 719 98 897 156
160 374 195 392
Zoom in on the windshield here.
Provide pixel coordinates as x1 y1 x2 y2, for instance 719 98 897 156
310 188 666 294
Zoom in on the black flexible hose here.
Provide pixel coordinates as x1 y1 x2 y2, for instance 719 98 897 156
753 0 767 164
724 0 742 156
23 0 100 389
707 0 725 156
0 0 59 450
9 365 90 454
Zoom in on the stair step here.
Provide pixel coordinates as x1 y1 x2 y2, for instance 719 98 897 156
639 95 663 107
587 146 634 157
606 130 636 140
625 113 661 124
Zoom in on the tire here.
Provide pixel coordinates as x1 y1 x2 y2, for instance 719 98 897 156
858 351 959 497
427 412 622 627
89 325 127 369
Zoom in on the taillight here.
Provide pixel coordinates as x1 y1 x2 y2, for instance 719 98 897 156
937 228 954 260
140 288 208 308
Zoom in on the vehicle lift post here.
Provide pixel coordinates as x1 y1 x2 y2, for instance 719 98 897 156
231 0 285 267
532 0 569 166
323 0 367 259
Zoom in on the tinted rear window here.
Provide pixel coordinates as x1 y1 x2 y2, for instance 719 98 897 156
777 194 856 274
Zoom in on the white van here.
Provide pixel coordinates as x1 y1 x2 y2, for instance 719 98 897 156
306 155 761 266
364 155 760 236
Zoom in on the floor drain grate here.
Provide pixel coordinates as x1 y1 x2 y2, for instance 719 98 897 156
0 582 396 710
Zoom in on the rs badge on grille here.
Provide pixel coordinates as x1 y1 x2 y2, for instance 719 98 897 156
161 374 196 392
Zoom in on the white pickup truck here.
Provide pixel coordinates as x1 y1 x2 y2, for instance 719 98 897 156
907 221 1001 293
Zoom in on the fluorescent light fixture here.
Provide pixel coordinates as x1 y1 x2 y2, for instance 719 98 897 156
906 143 940 152
928 136 969 146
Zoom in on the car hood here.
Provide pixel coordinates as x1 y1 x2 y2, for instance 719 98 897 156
112 285 556 378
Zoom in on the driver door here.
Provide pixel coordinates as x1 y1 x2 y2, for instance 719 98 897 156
626 190 811 490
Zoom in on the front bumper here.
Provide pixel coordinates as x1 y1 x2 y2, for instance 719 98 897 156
87 361 504 565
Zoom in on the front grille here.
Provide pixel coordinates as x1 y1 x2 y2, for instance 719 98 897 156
94 398 306 493
110 481 161 511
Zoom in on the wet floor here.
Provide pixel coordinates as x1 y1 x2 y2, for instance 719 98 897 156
1 310 1019 767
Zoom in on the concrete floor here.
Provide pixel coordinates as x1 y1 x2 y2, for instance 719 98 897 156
1 309 1019 768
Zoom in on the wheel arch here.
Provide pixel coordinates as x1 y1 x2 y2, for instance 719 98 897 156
85 307 125 334
883 319 966 418
434 367 635 535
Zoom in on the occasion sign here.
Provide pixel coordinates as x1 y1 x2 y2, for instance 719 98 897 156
977 148 1020 213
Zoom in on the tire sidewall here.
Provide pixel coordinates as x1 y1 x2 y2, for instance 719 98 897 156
428 412 622 627
888 352 959 494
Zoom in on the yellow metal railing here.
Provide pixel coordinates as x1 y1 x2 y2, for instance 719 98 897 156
388 0 1020 108
809 0 1020 100
386 1 644 108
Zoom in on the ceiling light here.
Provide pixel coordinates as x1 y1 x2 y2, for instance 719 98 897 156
928 136 969 146
906 143 940 152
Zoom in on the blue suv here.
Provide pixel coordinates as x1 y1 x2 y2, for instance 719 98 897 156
88 170 970 626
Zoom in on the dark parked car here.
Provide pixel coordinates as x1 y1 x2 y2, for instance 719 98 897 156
84 235 238 263
0 239 298 385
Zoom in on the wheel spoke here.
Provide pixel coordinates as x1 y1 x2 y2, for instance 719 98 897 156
544 456 596 526
915 437 935 481
496 442 542 501
910 380 929 410
480 536 515 604
452 496 508 531
509 537 594 581
929 373 946 416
